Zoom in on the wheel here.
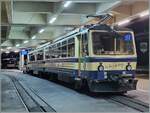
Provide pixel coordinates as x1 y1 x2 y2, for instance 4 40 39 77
38 71 43 78
23 70 26 74
74 79 82 90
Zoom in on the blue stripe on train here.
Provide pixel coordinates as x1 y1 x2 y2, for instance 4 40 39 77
33 67 135 80
80 70 135 80
84 57 137 62
43 57 137 63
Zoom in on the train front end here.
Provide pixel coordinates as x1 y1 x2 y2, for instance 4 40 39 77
86 30 137 93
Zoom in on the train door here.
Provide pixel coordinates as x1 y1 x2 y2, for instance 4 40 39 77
76 34 82 78
81 33 88 72
75 33 88 89
76 33 88 77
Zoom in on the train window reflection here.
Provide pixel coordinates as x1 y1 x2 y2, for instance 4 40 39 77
92 32 134 55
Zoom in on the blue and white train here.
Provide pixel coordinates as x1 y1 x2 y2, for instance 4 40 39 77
25 24 138 93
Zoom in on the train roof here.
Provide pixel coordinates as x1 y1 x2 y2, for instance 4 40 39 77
53 24 133 43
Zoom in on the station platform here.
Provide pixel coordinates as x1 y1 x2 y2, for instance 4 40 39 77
136 75 149 92
0 70 149 112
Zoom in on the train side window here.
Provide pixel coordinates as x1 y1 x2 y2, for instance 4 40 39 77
82 33 89 56
37 50 44 60
29 54 35 61
53 43 61 58
58 43 62 58
45 47 50 59
62 40 67 57
68 38 75 57
49 46 52 58
51 45 56 58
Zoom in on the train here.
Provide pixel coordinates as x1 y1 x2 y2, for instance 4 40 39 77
2 52 19 69
24 23 138 93
2 58 19 69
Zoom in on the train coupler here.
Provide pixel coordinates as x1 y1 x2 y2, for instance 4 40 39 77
87 79 138 93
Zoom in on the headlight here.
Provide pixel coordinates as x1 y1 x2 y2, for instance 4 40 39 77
122 71 126 74
126 65 132 71
98 65 104 71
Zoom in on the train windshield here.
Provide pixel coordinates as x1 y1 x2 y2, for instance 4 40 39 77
92 31 134 55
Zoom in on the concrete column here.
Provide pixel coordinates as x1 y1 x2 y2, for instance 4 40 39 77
0 1 1 70
0 2 1 112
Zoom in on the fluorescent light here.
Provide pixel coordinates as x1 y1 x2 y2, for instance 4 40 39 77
41 40 46 43
49 17 57 24
14 50 19 53
16 44 20 47
118 19 130 26
64 1 72 8
23 40 29 44
39 29 45 33
32 35 36 39
7 47 12 49
5 51 10 54
22 49 26 51
139 10 149 17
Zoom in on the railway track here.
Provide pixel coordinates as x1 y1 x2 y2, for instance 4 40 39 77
109 95 149 112
2 72 149 112
5 74 56 112
8 76 29 112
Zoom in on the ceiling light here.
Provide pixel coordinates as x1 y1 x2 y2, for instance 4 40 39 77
14 50 19 53
23 40 29 44
32 35 36 39
16 44 20 47
49 17 57 24
7 47 12 49
64 1 72 8
22 49 26 51
139 10 149 17
41 40 46 43
117 19 130 26
5 51 10 54
39 29 45 33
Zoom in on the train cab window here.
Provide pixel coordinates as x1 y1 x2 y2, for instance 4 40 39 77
68 38 75 57
116 33 134 55
92 32 134 55
62 41 67 57
82 33 88 56
37 50 44 60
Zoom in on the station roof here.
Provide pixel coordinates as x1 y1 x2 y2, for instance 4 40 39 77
1 0 149 52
